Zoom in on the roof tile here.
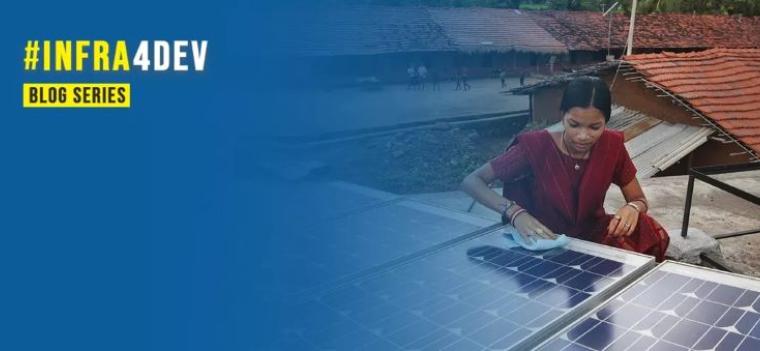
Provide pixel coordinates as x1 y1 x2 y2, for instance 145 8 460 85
531 11 760 51
624 48 760 156
428 7 567 54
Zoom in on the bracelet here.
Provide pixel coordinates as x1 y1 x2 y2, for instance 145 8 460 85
510 208 527 225
497 199 517 217
630 198 648 212
625 202 641 212
637 199 649 212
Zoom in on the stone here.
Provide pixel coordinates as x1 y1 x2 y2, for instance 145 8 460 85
666 227 721 264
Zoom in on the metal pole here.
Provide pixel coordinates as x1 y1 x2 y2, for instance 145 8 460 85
607 12 613 58
681 174 695 238
714 228 760 240
602 2 620 60
626 0 637 56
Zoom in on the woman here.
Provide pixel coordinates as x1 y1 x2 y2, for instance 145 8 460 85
461 76 669 261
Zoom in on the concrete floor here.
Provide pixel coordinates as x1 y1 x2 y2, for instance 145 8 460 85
409 170 760 276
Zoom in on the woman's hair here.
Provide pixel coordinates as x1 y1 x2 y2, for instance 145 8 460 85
559 76 611 122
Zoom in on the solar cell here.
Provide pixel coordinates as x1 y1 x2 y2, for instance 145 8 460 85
278 198 496 293
539 261 760 351
275 228 654 350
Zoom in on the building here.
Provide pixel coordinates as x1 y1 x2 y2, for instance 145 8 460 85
622 48 760 170
511 48 760 177
529 11 760 64
283 6 568 86
279 7 760 86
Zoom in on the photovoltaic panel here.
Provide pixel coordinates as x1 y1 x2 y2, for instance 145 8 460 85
274 198 496 293
538 261 760 351
272 228 654 350
246 179 499 295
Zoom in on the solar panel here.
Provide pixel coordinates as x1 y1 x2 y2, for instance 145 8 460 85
273 228 654 350
273 181 400 223
276 198 496 293
538 261 760 351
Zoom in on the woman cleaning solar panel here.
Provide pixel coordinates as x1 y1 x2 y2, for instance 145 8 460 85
461 76 670 261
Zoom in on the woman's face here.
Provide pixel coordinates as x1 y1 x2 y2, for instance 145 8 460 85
562 106 606 154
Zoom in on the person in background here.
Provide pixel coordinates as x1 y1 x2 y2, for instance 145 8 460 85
429 68 440 91
461 76 670 261
407 65 417 89
454 67 463 91
417 64 428 90
461 67 471 91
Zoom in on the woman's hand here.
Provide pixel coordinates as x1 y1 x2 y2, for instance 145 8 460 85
608 205 639 237
512 211 557 242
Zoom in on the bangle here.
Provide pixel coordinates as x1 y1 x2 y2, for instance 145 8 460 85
637 199 648 212
510 208 527 225
497 199 517 217
625 202 641 212
630 198 648 212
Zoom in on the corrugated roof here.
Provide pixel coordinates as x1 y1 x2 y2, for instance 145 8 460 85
607 106 654 131
626 122 713 178
508 61 620 95
530 11 760 51
546 104 645 132
428 7 567 54
607 106 663 141
624 48 760 158
547 106 712 178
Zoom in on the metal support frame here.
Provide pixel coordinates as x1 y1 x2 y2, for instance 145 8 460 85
700 253 734 272
681 162 760 238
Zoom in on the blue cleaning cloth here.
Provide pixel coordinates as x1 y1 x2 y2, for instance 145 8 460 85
503 229 570 251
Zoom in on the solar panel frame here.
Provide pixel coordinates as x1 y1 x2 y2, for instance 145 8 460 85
506 235 656 350
536 261 760 351
276 227 656 350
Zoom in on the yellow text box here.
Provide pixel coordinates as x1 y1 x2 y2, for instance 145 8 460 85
23 83 130 108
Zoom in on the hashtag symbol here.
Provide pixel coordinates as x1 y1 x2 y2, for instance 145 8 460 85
24 40 40 71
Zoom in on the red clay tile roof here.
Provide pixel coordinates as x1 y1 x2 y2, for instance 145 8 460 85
531 11 760 51
624 48 760 156
285 6 455 56
287 6 568 56
428 8 567 54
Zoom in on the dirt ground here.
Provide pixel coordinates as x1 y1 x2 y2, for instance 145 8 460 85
310 122 524 194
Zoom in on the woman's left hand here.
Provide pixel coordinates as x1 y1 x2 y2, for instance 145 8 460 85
607 205 639 237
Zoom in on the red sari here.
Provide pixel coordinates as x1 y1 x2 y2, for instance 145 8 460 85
490 129 670 261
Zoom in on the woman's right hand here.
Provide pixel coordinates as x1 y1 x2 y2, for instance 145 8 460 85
512 211 558 241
